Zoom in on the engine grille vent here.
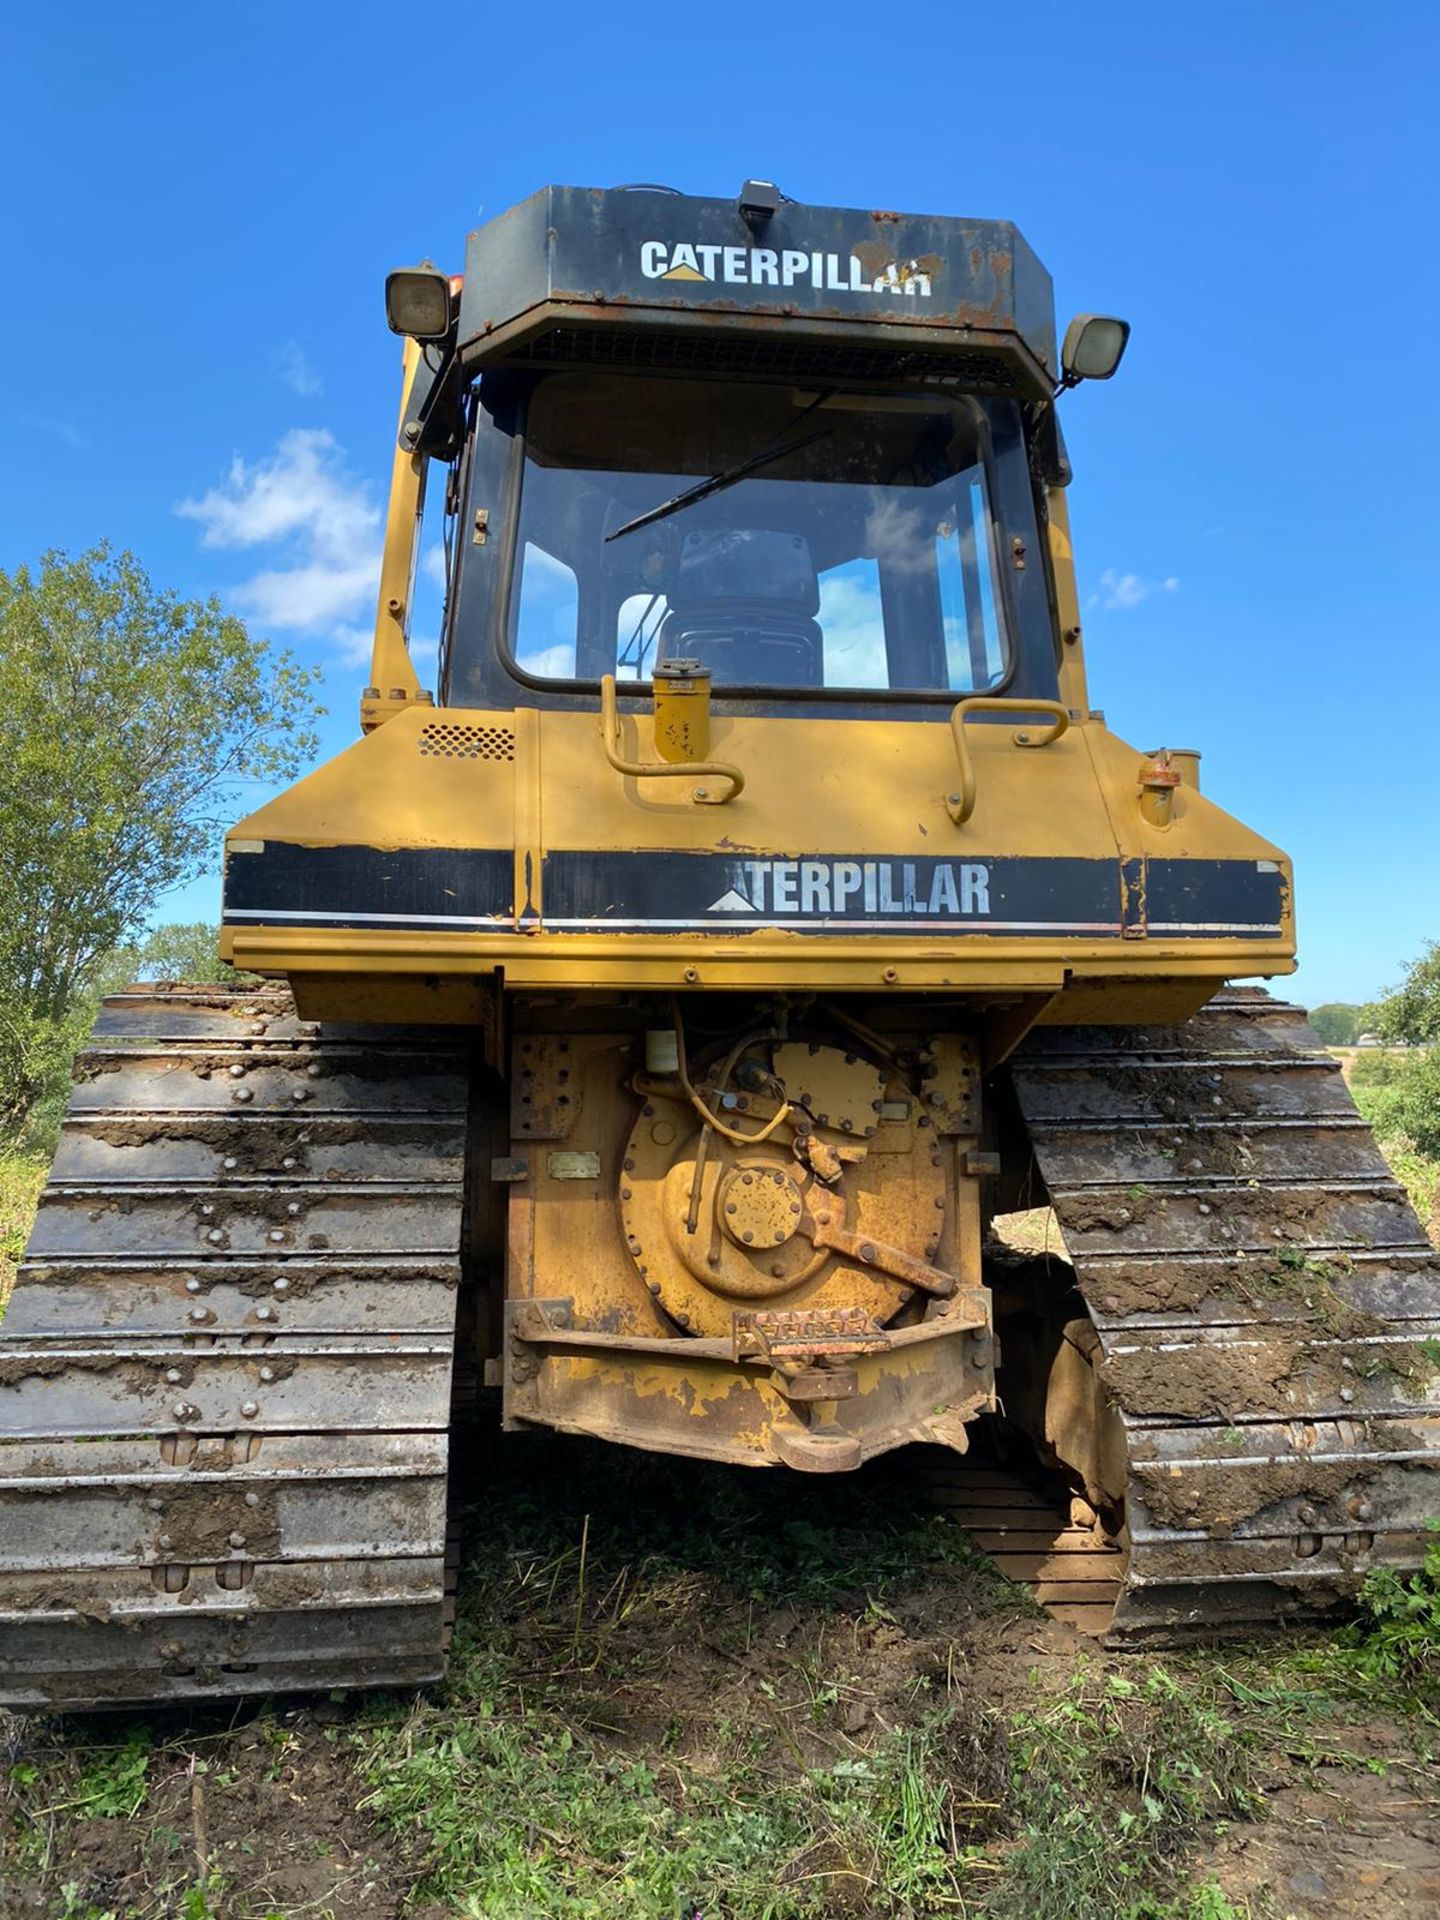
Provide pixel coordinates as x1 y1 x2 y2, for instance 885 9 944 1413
517 322 1028 392
418 722 515 761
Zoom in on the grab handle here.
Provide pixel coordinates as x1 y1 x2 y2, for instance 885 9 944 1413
600 674 745 805
947 697 1070 825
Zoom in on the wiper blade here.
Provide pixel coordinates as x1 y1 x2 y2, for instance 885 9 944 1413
605 395 836 544
605 427 833 543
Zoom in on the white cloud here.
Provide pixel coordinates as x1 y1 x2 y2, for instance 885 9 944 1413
818 569 889 687
1089 568 1181 613
422 544 447 589
273 340 323 398
177 429 381 640
327 622 376 668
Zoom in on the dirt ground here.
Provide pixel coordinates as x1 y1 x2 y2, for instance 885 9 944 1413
2 1417 1437 1920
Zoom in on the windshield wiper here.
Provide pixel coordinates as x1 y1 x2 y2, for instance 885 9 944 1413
605 395 835 544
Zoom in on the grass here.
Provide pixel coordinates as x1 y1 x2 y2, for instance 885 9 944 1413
352 1449 1018 1919
996 1664 1270 1920
1370 1128 1440 1243
0 1139 46 1315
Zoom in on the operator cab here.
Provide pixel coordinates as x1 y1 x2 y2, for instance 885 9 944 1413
388 184 1125 721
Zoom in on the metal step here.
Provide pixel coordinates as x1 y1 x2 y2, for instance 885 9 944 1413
0 986 469 1708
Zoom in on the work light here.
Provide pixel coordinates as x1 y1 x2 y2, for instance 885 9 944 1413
385 264 453 340
1060 313 1131 382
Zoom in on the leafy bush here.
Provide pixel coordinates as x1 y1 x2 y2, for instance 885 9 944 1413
1349 1522 1440 1687
1352 1055 1440 1159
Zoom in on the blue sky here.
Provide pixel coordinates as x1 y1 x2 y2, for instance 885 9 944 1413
3 2 1436 1006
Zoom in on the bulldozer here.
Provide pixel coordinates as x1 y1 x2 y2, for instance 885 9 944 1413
3 181 1436 1706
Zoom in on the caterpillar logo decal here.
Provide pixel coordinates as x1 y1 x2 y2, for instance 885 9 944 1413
639 240 938 299
707 860 989 917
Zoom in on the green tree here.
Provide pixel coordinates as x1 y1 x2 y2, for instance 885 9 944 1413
0 546 322 1124
1309 1002 1363 1046
120 921 249 987
1376 941 1440 1047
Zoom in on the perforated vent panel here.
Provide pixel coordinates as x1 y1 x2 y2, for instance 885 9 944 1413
517 323 1029 392
418 722 515 761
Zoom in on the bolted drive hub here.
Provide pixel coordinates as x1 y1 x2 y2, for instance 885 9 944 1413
719 1164 805 1250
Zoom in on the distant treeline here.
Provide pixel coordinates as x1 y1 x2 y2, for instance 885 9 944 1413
1308 1003 1380 1047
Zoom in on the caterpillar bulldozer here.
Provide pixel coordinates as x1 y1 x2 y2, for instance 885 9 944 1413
3 181 1437 1707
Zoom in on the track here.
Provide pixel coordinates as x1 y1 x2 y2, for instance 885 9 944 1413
925 1455 1125 1633
0 987 469 1708
1008 990 1440 1643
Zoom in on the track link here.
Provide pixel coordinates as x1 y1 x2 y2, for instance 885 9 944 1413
925 1455 1125 1633
0 986 468 1708
1009 990 1440 1644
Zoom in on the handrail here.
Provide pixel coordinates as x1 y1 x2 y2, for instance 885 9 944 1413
946 696 1070 825
599 674 745 805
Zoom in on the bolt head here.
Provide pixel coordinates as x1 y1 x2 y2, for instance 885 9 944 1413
240 1400 259 1418
232 1087 253 1103
228 1532 247 1549
291 1086 310 1102
244 1491 260 1507
272 1277 289 1293
185 1277 202 1293
259 1366 275 1382
222 1156 238 1171
229 1063 246 1079
268 1229 287 1243
282 1156 297 1170
256 1304 275 1322
189 1307 211 1324
207 1228 225 1244
165 1367 182 1384
306 1062 323 1077
286 1202 301 1216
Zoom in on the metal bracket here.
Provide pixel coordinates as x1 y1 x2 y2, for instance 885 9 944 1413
803 1219 958 1297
